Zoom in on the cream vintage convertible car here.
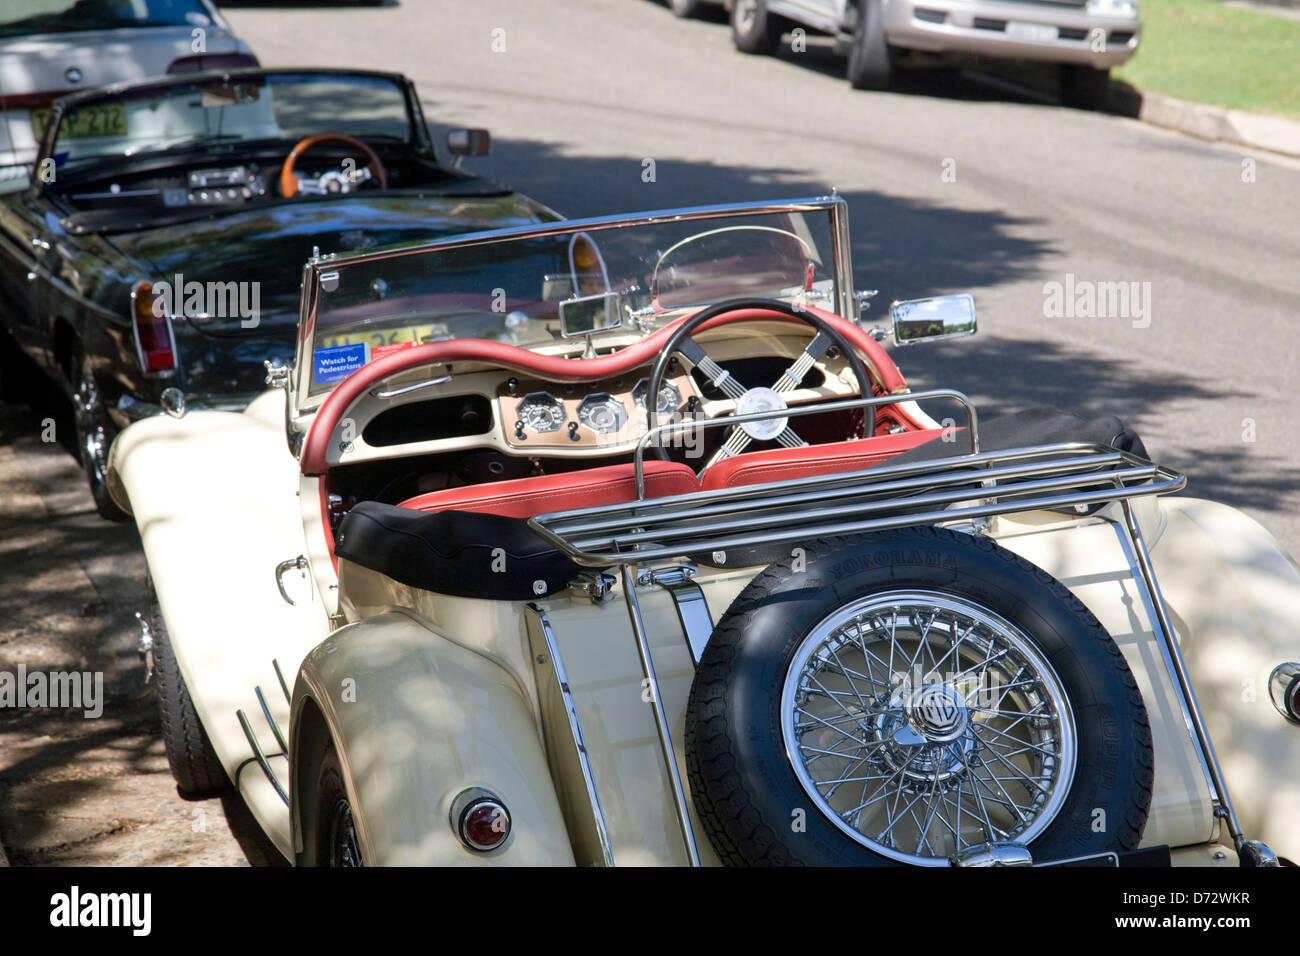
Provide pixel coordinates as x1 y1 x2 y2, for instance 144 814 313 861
107 197 1300 867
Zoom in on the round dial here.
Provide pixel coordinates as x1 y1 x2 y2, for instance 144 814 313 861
632 378 683 416
515 392 565 433
576 393 628 435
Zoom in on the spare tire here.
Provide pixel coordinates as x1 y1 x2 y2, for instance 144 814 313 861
686 526 1153 866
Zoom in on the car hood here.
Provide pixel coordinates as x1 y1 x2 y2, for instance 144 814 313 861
110 191 559 338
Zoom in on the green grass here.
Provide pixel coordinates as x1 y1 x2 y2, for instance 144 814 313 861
1114 0 1300 119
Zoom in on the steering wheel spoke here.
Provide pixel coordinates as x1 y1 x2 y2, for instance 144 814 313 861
646 298 875 473
774 330 834 394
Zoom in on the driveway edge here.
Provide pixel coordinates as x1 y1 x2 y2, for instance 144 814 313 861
1135 91 1300 159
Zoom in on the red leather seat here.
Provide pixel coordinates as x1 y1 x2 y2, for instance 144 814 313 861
698 429 947 491
398 460 700 519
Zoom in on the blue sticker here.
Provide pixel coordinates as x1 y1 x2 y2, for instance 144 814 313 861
314 343 369 384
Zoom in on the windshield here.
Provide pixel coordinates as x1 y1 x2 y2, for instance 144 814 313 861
0 0 213 37
303 201 847 398
49 72 413 168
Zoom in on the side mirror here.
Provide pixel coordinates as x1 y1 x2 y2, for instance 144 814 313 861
446 127 491 158
890 293 976 346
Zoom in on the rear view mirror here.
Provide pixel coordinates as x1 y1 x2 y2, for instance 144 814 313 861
891 293 976 345
560 291 623 338
446 128 491 158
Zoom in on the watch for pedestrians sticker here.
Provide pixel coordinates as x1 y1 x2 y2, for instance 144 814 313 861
314 342 370 384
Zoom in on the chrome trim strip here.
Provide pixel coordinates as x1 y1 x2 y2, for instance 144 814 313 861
369 372 452 400
620 565 701 866
255 685 289 756
236 708 289 805
524 604 616 866
272 658 293 706
1118 498 1245 850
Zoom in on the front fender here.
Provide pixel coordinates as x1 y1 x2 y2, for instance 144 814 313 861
290 609 574 866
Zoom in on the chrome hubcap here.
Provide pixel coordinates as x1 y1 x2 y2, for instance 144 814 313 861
780 591 1077 865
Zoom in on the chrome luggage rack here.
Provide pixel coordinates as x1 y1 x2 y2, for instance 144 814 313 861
527 389 1187 566
526 389 1269 866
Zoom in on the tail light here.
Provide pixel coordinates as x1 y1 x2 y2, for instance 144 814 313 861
166 53 260 74
450 788 511 852
130 281 177 375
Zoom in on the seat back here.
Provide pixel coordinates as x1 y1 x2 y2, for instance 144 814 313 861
698 429 946 492
398 460 700 519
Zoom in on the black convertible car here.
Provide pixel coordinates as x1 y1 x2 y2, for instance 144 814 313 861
0 68 559 518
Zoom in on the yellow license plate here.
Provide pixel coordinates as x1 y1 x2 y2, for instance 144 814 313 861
32 102 127 142
319 323 447 351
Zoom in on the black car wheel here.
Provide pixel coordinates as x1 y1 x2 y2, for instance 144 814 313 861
150 572 230 798
686 526 1154 866
299 741 365 867
846 0 894 91
72 344 128 521
1061 65 1112 110
731 0 782 55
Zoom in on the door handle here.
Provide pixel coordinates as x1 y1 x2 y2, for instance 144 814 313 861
275 555 309 605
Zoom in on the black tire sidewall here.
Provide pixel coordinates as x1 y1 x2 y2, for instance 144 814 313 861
149 575 229 797
688 528 1151 866
847 0 892 90
298 742 354 867
731 0 780 54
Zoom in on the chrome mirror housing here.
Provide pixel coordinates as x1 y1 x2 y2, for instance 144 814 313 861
890 293 977 345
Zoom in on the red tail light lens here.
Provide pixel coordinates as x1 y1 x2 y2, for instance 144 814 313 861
450 788 511 852
131 281 176 374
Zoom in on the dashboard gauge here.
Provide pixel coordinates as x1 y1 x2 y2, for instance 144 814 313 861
515 392 565 433
632 378 683 416
576 393 628 435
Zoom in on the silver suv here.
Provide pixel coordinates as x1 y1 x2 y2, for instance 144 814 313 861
730 0 1141 108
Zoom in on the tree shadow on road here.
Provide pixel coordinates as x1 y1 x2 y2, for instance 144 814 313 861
442 130 1057 305
897 334 1300 516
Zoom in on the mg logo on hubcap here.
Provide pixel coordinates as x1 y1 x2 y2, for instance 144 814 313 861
908 684 968 741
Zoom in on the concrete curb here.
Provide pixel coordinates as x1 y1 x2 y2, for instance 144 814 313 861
1135 91 1300 159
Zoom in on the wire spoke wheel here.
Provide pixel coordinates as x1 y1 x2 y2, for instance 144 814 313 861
780 591 1077 865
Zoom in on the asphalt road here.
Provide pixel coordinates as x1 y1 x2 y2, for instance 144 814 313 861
0 0 1296 866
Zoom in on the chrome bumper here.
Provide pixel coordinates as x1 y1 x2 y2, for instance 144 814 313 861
885 0 1141 68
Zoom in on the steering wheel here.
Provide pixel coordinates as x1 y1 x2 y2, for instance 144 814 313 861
280 132 389 198
645 297 875 471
